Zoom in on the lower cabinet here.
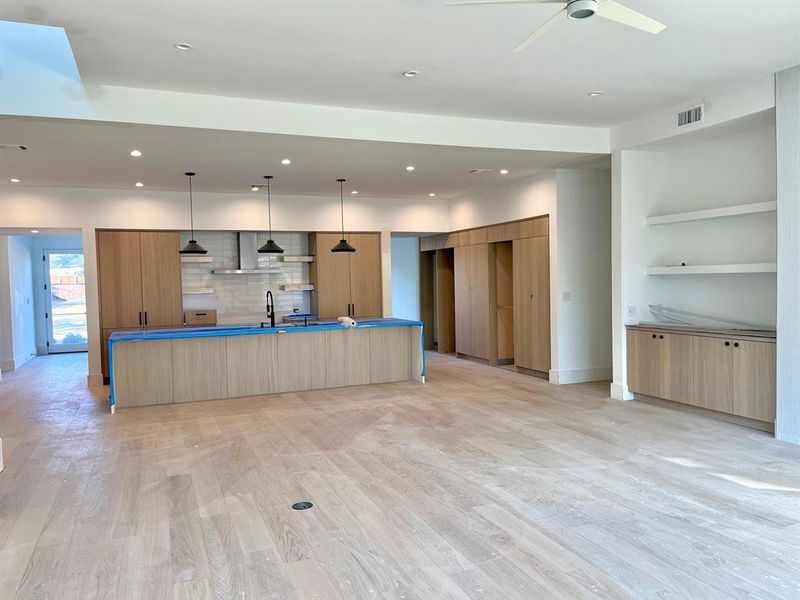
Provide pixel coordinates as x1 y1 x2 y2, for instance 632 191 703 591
626 327 775 424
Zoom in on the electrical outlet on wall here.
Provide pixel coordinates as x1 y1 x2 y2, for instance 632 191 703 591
627 305 637 318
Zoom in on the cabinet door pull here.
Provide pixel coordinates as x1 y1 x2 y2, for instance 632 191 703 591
352 303 356 316
724 341 730 347
652 334 657 339
659 335 664 340
144 311 148 326
139 311 142 326
195 312 207 316
734 342 739 348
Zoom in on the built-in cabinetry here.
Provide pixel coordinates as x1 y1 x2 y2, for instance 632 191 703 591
626 325 776 426
455 244 490 360
308 232 383 319
420 216 550 378
97 230 183 379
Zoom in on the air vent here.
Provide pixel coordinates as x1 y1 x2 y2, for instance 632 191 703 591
0 144 29 151
468 169 493 174
676 104 704 128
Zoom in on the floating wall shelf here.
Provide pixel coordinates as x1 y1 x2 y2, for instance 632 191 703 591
281 255 315 263
181 256 213 263
646 201 777 226
280 284 315 291
182 288 215 295
646 263 777 276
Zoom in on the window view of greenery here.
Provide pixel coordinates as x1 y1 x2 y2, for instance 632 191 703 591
49 253 88 346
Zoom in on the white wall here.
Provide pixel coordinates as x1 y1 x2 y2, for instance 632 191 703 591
612 118 778 400
552 169 612 384
0 236 37 370
28 234 84 354
390 236 420 321
775 65 800 444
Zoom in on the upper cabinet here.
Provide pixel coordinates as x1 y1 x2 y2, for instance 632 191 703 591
309 232 383 319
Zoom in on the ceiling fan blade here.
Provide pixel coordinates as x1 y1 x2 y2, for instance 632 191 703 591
596 0 666 34
446 0 564 6
513 7 567 52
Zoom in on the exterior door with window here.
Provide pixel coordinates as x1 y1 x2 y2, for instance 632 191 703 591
44 251 88 353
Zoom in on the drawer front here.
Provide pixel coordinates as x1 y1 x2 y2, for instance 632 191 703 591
184 309 217 326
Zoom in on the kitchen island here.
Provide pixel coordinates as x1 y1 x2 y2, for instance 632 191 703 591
108 318 424 411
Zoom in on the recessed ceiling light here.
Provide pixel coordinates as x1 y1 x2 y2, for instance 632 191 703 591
30 229 39 234
351 190 358 195
402 70 419 78
588 90 605 97
251 185 260 192
130 149 142 157
499 169 509 175
173 42 193 51
135 182 144 187
281 158 291 165
10 177 20 183
405 165 415 171
428 193 436 197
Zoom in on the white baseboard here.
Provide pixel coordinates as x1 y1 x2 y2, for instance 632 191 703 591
549 367 612 385
87 373 104 388
0 351 34 371
610 382 634 401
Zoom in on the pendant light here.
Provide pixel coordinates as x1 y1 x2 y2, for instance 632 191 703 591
258 175 284 254
179 172 208 255
331 178 356 253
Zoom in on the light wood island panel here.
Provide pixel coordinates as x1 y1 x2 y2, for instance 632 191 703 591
111 324 424 409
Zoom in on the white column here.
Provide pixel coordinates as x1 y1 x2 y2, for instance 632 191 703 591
610 150 633 400
380 230 392 317
82 226 103 387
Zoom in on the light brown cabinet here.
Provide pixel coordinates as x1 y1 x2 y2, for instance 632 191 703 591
627 330 693 402
627 326 776 425
454 244 490 359
309 232 383 319
97 230 183 378
513 236 550 373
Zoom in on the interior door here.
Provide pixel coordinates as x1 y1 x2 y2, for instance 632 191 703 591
98 231 143 328
454 245 472 356
348 233 382 317
44 251 88 353
468 244 490 360
140 231 183 327
513 236 550 372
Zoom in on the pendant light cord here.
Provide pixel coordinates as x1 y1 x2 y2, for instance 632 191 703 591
188 174 195 239
339 179 345 237
267 178 273 239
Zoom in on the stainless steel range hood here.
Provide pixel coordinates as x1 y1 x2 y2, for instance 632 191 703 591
212 232 282 274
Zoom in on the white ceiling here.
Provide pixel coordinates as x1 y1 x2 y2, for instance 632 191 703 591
0 117 606 196
3 0 798 127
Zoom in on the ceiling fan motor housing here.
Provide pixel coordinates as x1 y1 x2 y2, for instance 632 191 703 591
567 0 597 20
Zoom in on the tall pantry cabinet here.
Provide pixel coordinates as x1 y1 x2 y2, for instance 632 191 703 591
97 230 183 379
309 232 383 319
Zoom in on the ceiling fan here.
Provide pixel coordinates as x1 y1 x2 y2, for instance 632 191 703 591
447 0 666 52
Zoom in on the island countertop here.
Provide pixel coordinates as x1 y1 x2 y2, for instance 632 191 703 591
108 318 425 411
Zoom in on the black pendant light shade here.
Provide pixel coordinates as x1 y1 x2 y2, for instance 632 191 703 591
258 175 284 254
331 178 356 253
179 172 208 255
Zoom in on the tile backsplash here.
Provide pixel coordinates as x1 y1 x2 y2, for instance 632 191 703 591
180 231 312 324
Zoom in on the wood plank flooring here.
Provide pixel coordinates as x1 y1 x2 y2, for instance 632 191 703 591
0 353 798 599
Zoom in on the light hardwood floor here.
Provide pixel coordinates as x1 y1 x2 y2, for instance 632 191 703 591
0 353 798 599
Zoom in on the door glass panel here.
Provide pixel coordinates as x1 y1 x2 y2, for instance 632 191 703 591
47 253 88 348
